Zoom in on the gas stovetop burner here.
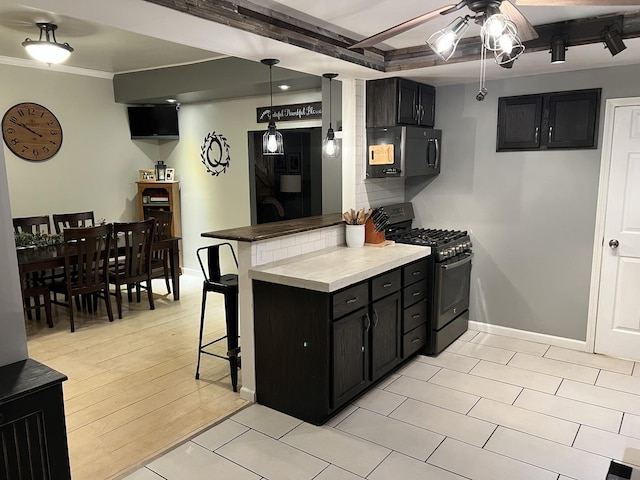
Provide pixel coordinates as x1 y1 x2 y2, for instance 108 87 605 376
395 228 468 247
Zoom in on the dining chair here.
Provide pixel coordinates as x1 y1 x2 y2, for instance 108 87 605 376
51 224 114 332
109 219 155 319
52 211 95 234
195 243 240 392
13 215 52 234
13 215 57 322
145 209 173 294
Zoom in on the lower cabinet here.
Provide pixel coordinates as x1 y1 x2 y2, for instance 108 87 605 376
0 359 70 480
254 258 427 425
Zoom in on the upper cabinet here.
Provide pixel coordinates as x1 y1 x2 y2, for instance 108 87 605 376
497 88 601 151
367 78 436 128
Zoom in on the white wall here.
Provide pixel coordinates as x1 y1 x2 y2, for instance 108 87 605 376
406 63 640 341
1 64 157 222
0 145 28 367
162 90 321 275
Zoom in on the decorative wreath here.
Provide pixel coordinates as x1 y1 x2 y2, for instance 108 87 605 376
200 131 231 176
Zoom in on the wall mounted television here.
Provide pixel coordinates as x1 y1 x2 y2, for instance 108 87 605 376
127 105 179 140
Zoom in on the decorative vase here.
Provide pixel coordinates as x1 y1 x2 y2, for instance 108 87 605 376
345 224 365 248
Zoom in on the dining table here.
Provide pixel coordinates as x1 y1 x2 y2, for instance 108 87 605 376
16 236 182 301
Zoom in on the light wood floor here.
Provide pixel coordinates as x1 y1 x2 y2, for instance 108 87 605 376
25 275 248 480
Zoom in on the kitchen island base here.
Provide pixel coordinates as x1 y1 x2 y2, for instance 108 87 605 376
253 254 430 425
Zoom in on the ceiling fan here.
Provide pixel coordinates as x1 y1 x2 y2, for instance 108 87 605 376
349 0 640 52
349 0 638 100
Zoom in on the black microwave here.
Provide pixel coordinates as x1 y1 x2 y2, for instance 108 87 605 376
366 126 441 178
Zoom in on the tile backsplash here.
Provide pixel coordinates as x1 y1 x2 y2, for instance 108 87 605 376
251 225 345 266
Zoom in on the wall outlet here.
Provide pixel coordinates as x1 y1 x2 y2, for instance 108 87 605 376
257 244 266 265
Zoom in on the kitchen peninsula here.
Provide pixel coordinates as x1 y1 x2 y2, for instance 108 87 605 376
202 215 431 416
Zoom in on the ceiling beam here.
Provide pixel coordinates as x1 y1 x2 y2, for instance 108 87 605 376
144 1 640 74
385 11 640 71
143 0 386 71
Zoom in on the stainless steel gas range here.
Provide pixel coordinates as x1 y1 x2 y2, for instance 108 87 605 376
383 202 472 355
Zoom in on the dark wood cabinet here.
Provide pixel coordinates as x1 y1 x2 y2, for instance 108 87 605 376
0 359 70 480
367 78 436 128
253 258 427 425
497 88 601 151
370 292 401 380
332 308 369 407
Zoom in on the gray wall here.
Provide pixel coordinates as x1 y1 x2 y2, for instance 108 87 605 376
406 64 640 341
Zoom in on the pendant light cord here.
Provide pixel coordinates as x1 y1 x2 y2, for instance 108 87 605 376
269 64 274 120
329 77 333 129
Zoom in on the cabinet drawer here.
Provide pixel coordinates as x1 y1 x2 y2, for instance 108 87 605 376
403 299 427 333
403 323 427 358
403 282 427 308
372 269 401 301
332 282 369 319
403 259 428 287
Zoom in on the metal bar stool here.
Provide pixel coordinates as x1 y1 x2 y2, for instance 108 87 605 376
195 243 240 392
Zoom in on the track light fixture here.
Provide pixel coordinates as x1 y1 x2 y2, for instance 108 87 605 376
427 16 470 61
322 73 340 158
602 27 626 57
22 23 74 65
261 58 284 156
550 36 567 64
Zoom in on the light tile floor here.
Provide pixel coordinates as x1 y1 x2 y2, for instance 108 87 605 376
121 331 640 480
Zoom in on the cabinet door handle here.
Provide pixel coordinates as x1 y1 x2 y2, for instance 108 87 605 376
383 282 393 288
412 313 421 319
373 309 379 327
548 125 553 144
346 297 358 304
534 126 539 144
412 291 421 297
364 313 371 331
411 337 422 344
412 271 422 276
434 138 440 169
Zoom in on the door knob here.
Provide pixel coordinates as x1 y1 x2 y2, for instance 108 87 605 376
609 239 619 248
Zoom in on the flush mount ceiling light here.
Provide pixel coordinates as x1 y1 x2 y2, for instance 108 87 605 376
261 58 284 156
322 73 340 158
550 36 567 64
22 23 74 65
602 26 627 57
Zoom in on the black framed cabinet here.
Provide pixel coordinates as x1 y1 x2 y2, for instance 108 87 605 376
253 258 426 425
367 77 436 128
497 88 601 151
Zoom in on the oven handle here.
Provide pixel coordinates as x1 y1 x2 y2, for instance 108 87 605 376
440 253 473 270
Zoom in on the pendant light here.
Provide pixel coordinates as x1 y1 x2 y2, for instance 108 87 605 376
261 58 284 156
22 23 74 65
322 73 340 158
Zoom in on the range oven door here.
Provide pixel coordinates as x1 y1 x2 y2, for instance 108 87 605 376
434 253 472 329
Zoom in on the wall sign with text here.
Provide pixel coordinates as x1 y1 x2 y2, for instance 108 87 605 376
257 102 322 123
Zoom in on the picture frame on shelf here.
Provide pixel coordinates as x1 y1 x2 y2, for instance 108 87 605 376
165 168 175 181
287 153 301 174
139 169 156 181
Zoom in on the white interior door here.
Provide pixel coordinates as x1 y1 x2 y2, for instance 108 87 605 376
595 104 640 360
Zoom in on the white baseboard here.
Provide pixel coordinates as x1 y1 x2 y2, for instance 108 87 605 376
468 321 589 352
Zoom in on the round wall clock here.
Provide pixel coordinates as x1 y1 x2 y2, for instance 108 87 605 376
2 102 63 161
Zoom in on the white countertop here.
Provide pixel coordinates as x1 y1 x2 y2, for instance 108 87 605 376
249 244 431 292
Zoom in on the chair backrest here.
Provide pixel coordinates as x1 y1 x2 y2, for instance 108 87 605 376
145 210 172 240
112 219 155 280
13 215 52 234
62 224 112 292
53 211 95 234
196 243 238 283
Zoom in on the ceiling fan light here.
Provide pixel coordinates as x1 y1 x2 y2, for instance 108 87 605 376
22 23 73 65
426 16 469 61
602 27 626 57
495 43 524 66
483 12 510 38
